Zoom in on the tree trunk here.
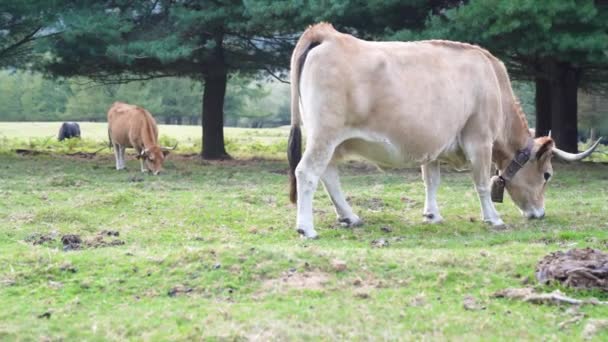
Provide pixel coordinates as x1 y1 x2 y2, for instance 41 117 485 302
201 65 230 160
534 76 551 137
550 62 581 153
201 33 230 160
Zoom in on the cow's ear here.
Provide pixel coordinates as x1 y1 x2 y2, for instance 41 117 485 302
162 150 170 157
137 149 148 159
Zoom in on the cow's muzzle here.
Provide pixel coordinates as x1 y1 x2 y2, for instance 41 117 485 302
523 208 545 220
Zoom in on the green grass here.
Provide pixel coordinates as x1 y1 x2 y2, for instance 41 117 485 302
1 123 608 340
0 122 289 158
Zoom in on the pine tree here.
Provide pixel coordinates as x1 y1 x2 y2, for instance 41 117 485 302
420 0 608 152
37 1 301 159
0 0 60 67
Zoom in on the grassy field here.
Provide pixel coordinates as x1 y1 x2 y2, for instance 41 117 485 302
1 123 608 340
0 122 290 159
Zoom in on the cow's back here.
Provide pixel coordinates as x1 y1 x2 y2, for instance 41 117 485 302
300 36 503 163
108 102 158 148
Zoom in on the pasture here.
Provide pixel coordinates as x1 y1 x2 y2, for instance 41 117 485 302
1 123 608 340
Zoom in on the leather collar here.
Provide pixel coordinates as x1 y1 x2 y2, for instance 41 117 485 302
499 138 534 182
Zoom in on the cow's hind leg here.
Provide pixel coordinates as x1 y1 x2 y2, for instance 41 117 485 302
421 161 443 223
295 140 336 239
113 144 124 170
119 145 127 170
321 162 362 227
463 141 505 228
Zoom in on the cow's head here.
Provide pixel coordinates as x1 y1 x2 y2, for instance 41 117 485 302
503 137 601 219
138 146 172 175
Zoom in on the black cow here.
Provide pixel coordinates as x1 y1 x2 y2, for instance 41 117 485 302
58 122 81 141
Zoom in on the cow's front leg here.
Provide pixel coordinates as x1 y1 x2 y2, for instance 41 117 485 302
139 158 148 173
421 161 443 223
464 142 505 228
321 163 362 227
295 141 335 239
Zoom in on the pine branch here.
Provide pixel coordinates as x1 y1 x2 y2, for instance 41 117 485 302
0 26 41 60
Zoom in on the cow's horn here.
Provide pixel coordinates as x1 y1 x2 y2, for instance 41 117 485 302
161 143 178 151
552 138 602 162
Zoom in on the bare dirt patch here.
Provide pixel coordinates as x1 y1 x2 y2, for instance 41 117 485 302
409 293 427 307
85 234 125 248
582 319 608 340
463 295 486 311
168 285 194 297
536 248 608 291
261 269 330 293
340 161 381 174
9 213 36 224
65 151 100 159
61 231 124 251
15 149 45 156
371 238 390 248
350 197 385 211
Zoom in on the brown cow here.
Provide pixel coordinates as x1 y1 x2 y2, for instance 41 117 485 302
107 102 173 175
288 23 600 239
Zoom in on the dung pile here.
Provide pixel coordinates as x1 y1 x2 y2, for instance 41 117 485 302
536 248 608 291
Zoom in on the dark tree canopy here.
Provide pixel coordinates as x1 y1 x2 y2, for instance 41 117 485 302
418 0 608 151
38 0 301 159
6 0 608 155
0 0 60 67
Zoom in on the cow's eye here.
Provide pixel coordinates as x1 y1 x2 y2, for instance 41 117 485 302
543 172 551 181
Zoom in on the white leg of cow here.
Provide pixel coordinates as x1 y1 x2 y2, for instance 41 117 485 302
119 145 127 170
113 144 124 170
321 163 362 227
140 158 147 173
464 143 505 228
295 141 336 239
421 161 443 223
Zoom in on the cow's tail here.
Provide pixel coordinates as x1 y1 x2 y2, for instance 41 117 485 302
288 23 332 204
107 128 113 149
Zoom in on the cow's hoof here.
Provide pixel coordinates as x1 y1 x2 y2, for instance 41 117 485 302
339 216 363 227
423 213 443 224
297 228 318 239
484 218 507 231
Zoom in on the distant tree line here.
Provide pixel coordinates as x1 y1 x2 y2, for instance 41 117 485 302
0 70 290 127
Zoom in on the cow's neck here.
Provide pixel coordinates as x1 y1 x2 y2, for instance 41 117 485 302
140 120 158 150
492 113 532 171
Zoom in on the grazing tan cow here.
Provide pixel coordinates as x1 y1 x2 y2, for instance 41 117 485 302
288 23 600 239
107 102 173 175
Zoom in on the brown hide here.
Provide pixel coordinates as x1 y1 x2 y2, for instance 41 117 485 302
107 102 166 173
